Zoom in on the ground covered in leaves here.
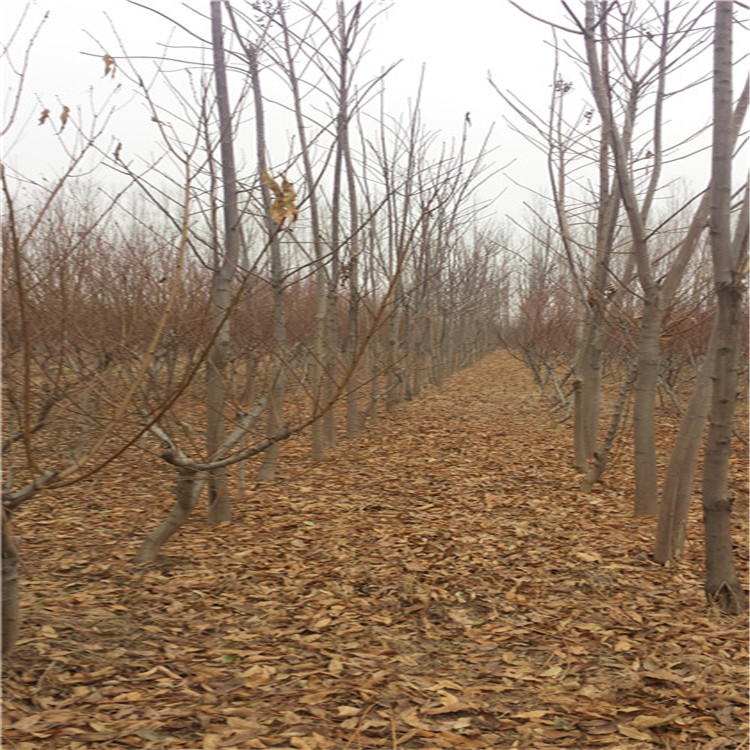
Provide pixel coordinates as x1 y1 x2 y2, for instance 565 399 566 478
3 351 749 749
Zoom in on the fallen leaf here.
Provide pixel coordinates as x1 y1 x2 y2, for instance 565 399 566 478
618 723 653 740
336 706 360 717
514 710 547 719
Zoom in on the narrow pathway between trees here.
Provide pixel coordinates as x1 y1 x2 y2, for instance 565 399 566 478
4 352 748 749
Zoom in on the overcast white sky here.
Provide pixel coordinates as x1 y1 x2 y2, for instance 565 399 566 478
1 0 736 223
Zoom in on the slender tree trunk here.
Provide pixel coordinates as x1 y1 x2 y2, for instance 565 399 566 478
311 271 328 460
206 0 241 523
258 302 286 480
242 40 285 482
323 255 340 446
277 4 327 461
343 170 361 436
340 7 361 437
344 252 361 436
701 1 747 614
632 295 663 515
386 297 402 410
402 303 413 401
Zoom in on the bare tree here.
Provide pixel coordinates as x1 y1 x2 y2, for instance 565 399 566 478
580 0 716 514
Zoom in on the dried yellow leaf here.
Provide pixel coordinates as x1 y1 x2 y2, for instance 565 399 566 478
102 53 116 77
336 705 360 717
262 170 282 198
290 737 314 750
540 665 562 677
263 171 298 224
575 551 601 563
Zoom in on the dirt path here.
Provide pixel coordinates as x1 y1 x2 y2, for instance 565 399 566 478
3 351 748 749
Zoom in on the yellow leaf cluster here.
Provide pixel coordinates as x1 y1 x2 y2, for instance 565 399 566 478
262 171 298 225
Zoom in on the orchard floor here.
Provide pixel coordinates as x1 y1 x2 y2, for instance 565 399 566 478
3 351 748 750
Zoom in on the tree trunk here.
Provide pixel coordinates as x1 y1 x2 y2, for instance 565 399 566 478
343 202 361 435
206 0 241 523
386 299 402 410
653 321 717 563
258 351 286 480
311 273 328 461
583 1 665 517
277 4 327 461
702 284 745 612
2 509 20 653
245 38 285 482
701 1 746 614
580 363 635 492
632 295 662 515
134 468 204 564
574 309 605 471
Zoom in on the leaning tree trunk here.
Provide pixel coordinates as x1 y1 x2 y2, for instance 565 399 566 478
134 468 204 564
653 320 717 564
